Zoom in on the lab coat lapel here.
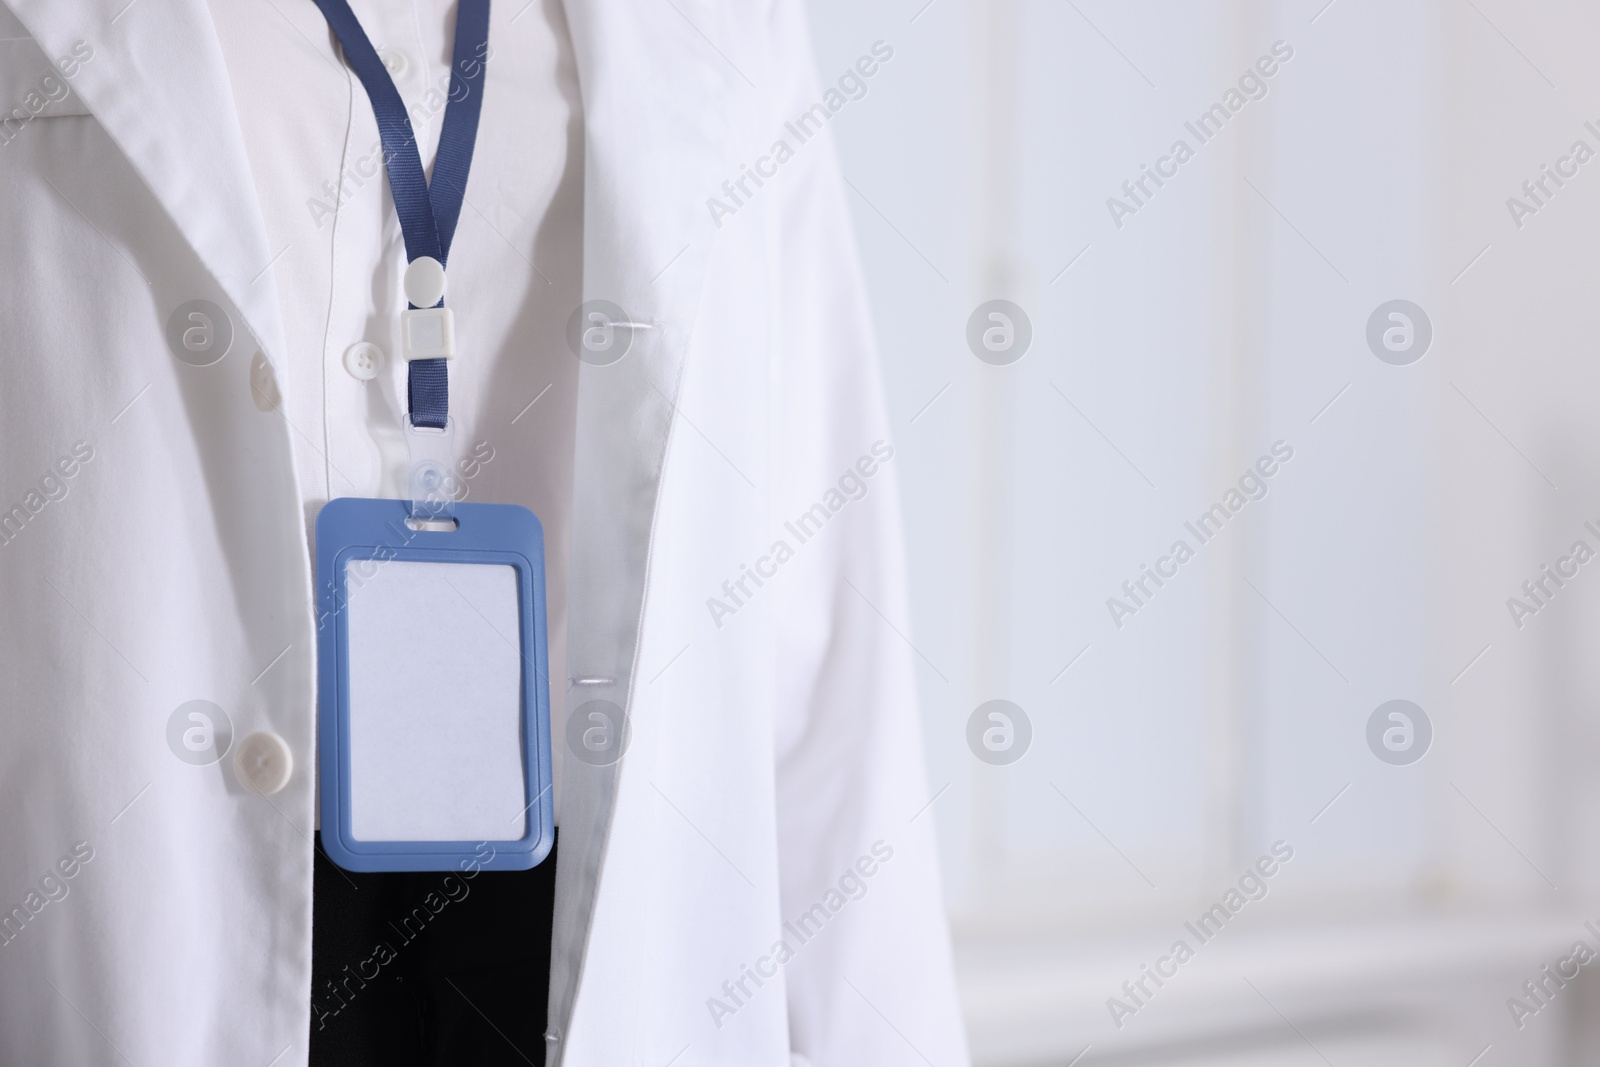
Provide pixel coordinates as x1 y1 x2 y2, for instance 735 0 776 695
550 0 727 1055
4 0 288 367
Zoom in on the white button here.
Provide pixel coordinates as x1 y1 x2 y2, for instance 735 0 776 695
403 255 447 308
379 48 408 77
249 351 281 411
235 731 293 795
343 342 385 381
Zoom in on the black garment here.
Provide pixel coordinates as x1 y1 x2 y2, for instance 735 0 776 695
309 833 556 1067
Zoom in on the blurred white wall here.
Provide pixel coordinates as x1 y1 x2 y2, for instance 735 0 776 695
801 0 1600 1063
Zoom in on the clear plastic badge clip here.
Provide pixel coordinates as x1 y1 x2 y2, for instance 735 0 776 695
405 416 459 529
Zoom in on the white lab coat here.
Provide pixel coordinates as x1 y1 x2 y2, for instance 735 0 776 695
0 1 968 1065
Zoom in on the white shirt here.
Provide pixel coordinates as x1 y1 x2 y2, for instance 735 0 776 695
205 0 582 731
2 2 970 1060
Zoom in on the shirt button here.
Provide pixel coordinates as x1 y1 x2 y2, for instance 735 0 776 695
234 731 293 795
379 48 408 77
249 351 281 411
343 342 385 381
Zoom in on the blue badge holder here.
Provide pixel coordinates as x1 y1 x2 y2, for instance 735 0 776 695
316 497 554 872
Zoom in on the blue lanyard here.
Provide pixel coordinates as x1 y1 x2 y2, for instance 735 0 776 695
313 0 491 430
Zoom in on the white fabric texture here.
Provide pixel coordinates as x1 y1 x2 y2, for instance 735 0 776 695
0 1 969 1065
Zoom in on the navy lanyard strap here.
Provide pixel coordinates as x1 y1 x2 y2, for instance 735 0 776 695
313 0 491 429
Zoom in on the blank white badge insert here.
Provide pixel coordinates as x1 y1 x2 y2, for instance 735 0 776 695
344 558 527 842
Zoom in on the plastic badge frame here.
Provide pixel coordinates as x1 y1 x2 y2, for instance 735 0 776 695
316 497 554 872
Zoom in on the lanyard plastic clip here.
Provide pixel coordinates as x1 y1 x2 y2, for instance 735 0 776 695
404 416 458 527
